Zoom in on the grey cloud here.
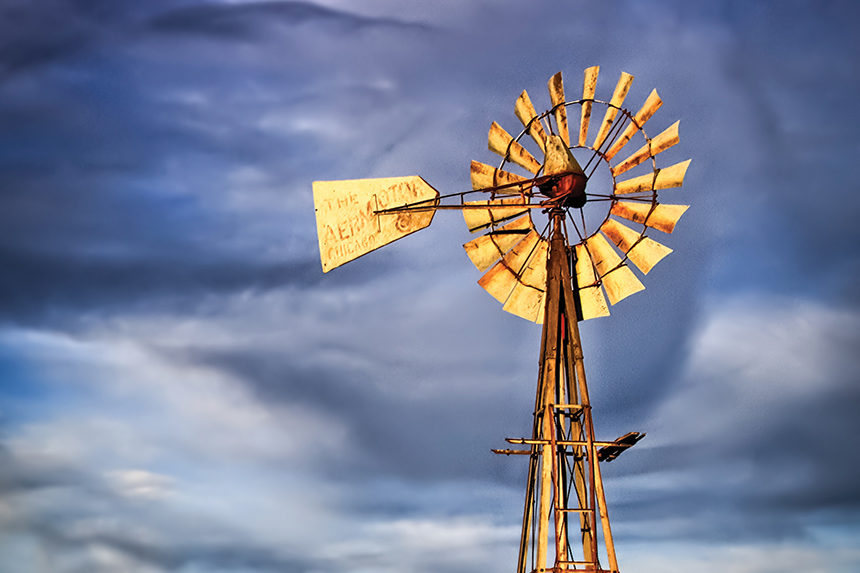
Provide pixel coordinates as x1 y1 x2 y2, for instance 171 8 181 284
150 1 432 40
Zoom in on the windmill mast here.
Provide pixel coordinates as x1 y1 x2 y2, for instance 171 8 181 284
507 210 617 573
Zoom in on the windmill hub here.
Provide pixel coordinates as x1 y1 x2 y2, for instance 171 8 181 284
538 172 588 208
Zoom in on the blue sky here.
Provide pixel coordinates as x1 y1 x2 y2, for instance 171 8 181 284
1 1 858 572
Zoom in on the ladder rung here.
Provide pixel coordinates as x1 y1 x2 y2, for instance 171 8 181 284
505 438 617 447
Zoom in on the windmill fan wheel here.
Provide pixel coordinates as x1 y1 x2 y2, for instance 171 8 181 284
462 66 691 323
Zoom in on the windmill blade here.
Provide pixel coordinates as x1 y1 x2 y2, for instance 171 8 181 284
503 238 550 323
585 232 623 277
488 122 542 174
610 201 689 234
574 243 609 319
586 233 646 304
614 159 691 194
470 160 530 194
611 121 680 177
579 65 599 146
478 230 542 303
601 265 645 305
463 215 533 271
314 176 439 273
592 71 634 151
547 72 569 146
514 90 548 152
604 89 663 161
463 196 531 233
600 218 673 274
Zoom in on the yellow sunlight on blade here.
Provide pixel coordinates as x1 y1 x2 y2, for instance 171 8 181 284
514 90 548 152
547 72 569 147
610 201 689 234
488 122 542 174
592 72 634 150
604 89 663 160
463 215 532 271
579 66 599 146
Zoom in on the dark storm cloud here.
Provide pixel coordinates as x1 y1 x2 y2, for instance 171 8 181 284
602 300 860 544
168 343 533 485
0 0 438 329
28 521 310 573
150 1 432 39
0 443 85 495
0 247 323 324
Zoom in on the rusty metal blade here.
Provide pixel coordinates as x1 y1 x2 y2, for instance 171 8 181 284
579 66 599 147
592 71 634 150
610 201 689 234
488 122 542 174
574 244 609 319
611 121 680 177
614 159 691 194
585 232 623 277
627 237 672 274
463 215 532 271
600 218 672 274
463 196 530 233
579 285 610 319
574 243 598 286
604 89 663 161
503 238 549 322
547 72 569 147
314 176 439 272
601 264 645 305
470 160 529 193
478 230 542 303
514 90 548 152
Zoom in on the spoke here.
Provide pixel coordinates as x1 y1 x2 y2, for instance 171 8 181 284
568 210 583 241
579 207 588 239
374 176 543 215
587 113 630 180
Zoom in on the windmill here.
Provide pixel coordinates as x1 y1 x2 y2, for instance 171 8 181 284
313 66 690 573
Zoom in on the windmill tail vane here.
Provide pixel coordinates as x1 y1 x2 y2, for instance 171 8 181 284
312 66 690 572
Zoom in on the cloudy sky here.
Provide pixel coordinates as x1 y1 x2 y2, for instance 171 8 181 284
1 1 858 572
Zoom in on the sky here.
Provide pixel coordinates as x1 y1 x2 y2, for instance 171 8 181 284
0 1 858 572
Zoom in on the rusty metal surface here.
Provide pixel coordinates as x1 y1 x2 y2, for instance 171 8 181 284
584 233 644 305
547 72 569 146
503 237 549 323
579 66 599 146
543 134 583 177
470 160 529 192
604 88 663 161
313 176 438 272
462 196 530 233
477 229 542 303
592 71 634 150
600 264 645 305
627 236 672 275
614 158 691 194
611 120 680 177
462 215 532 271
610 201 689 234
514 89 548 152
600 218 672 274
573 244 610 320
584 232 623 277
488 121 542 174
